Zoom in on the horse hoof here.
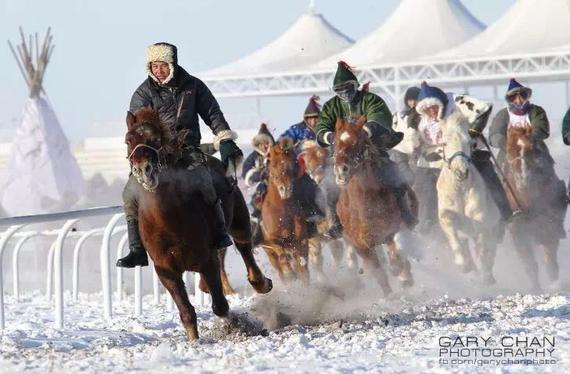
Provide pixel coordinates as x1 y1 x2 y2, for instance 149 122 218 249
250 276 273 294
186 326 199 341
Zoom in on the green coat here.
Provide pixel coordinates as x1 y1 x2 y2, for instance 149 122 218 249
562 106 570 145
315 91 395 147
490 105 552 163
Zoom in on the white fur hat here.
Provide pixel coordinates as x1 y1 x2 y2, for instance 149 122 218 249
145 42 178 84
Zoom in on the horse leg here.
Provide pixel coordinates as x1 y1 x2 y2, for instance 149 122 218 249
439 215 473 273
218 248 236 295
540 239 559 283
354 245 392 297
229 190 272 294
511 229 541 292
329 239 344 267
200 255 230 318
155 266 199 340
385 238 414 288
292 241 310 284
477 231 497 285
308 238 326 282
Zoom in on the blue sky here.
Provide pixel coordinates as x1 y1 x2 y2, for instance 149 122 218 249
0 0 517 143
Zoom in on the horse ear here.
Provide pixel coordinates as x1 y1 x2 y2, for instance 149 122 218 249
126 111 136 130
356 115 367 127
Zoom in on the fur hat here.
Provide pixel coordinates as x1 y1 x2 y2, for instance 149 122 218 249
304 95 321 118
146 42 178 85
333 61 358 88
252 123 275 153
505 78 532 100
416 82 449 120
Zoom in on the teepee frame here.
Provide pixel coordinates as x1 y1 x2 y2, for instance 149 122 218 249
8 27 55 98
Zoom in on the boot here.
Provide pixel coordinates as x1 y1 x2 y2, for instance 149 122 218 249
395 187 418 229
116 220 148 268
213 199 234 249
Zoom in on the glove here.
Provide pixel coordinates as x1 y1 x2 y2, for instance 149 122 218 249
219 139 243 166
468 128 482 138
424 152 442 162
323 132 335 145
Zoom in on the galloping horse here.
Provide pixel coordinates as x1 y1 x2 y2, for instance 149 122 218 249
504 126 568 290
436 111 500 284
333 116 416 295
299 140 359 275
125 108 271 340
260 137 311 283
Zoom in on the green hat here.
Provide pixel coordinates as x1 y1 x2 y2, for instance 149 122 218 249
333 61 358 88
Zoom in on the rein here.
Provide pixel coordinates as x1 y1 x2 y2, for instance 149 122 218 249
444 150 471 167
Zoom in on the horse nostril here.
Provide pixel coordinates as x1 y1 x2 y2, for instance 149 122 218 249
144 163 153 175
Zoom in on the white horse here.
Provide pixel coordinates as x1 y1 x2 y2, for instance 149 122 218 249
436 111 501 284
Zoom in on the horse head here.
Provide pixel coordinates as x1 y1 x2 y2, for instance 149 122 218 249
442 115 472 182
267 137 303 199
506 126 534 191
333 116 368 185
125 108 187 192
298 140 329 184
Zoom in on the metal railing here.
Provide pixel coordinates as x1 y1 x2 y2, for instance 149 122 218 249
0 206 206 329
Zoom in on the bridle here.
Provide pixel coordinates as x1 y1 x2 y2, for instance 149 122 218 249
444 150 471 168
127 143 164 171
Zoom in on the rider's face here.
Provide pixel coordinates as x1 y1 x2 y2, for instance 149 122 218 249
151 62 171 83
508 93 527 106
259 142 271 154
305 116 318 130
425 105 440 120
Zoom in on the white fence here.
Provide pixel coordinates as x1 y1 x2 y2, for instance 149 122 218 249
0 206 207 329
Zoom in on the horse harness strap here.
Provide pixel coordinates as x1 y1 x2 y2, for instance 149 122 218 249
445 151 471 168
127 143 164 170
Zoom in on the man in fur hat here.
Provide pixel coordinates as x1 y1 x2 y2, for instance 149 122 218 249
242 123 275 243
315 61 416 239
490 79 553 168
118 42 243 268
279 95 320 146
415 82 516 232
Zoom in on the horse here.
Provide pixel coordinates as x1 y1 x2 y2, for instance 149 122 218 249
299 140 359 276
333 116 416 295
259 137 311 283
125 108 272 340
504 126 568 290
436 111 501 284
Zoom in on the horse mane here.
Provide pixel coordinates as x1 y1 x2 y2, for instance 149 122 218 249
134 107 188 162
301 140 319 151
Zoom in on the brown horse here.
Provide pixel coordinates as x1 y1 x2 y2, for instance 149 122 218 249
299 140 359 277
333 116 416 295
260 137 311 283
504 126 568 290
125 108 271 340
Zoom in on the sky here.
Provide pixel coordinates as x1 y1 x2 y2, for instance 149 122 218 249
0 0 518 144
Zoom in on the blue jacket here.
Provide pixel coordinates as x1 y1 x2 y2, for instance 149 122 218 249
279 121 316 145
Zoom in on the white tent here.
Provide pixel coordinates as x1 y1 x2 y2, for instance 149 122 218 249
202 5 353 78
434 0 570 59
1 28 86 216
317 0 484 68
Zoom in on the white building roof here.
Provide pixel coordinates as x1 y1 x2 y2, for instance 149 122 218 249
317 0 484 68
434 0 570 59
202 8 353 78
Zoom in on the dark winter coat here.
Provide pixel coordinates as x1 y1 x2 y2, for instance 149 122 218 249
241 151 267 187
130 66 230 147
490 105 552 163
562 106 570 145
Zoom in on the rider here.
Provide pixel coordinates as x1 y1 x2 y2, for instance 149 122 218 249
490 79 553 169
315 61 417 239
117 42 243 268
241 123 274 243
415 82 516 225
391 86 421 185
